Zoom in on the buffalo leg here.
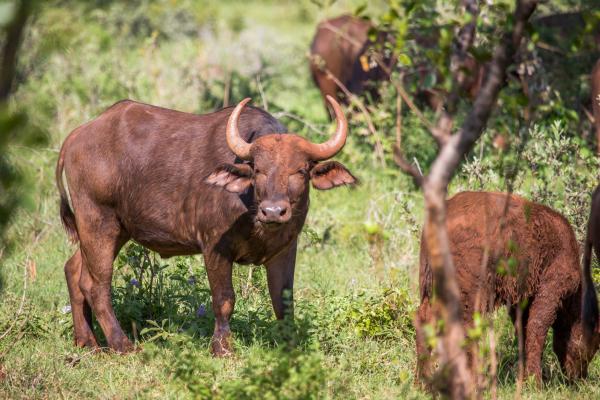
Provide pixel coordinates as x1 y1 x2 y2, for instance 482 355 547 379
77 204 131 353
265 240 297 320
64 248 98 348
523 284 566 383
205 252 235 357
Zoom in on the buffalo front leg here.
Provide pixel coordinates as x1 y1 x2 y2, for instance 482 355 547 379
205 252 235 357
265 240 297 320
64 248 98 349
523 287 565 383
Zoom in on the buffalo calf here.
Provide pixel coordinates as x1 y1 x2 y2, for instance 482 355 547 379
416 192 600 383
309 15 392 116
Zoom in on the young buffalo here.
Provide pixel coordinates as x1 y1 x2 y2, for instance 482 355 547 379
56 96 356 355
416 191 600 384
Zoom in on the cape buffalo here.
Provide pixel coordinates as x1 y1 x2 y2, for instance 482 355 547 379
309 15 393 116
308 15 485 116
56 96 356 355
416 192 600 383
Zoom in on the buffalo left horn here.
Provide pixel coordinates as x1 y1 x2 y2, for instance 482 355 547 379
226 98 253 160
304 95 348 160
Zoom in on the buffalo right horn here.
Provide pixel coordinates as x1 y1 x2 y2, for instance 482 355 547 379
304 95 348 160
226 98 253 160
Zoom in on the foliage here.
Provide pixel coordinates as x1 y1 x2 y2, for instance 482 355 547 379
0 0 599 399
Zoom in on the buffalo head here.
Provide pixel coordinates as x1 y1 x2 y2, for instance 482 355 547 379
206 96 356 225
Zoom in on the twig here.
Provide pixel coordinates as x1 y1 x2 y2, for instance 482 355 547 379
535 41 565 55
396 84 403 149
515 306 524 400
272 111 327 136
373 54 435 132
393 144 423 186
320 21 365 50
489 327 498 400
256 74 268 111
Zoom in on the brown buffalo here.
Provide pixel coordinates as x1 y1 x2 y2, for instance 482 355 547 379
309 15 393 116
308 15 486 115
416 192 600 384
56 96 356 355
582 186 600 336
591 60 600 153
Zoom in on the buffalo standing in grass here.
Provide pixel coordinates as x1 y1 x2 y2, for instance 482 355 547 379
416 192 600 384
56 96 356 355
309 15 393 116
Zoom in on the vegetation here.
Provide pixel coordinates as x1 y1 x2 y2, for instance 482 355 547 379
0 0 599 398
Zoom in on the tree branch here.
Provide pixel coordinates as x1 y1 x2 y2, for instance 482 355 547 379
413 1 538 398
427 0 538 194
0 0 31 102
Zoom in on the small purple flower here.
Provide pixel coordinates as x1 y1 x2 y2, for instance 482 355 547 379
61 305 72 314
187 275 197 285
196 304 207 318
130 278 140 288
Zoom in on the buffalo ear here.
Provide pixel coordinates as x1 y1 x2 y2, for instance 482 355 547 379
205 164 253 193
310 161 357 190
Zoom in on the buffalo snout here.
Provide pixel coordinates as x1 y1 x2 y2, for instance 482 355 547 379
258 200 291 224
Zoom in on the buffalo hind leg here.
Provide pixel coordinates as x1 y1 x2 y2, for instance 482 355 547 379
205 252 235 357
265 240 297 320
77 204 131 353
64 248 98 348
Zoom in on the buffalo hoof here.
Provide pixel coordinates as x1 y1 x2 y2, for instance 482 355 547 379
211 334 234 357
74 334 99 350
108 336 135 354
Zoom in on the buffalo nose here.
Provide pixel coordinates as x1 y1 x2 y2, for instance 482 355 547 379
259 201 291 223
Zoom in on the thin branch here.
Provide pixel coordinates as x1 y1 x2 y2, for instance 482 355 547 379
256 74 268 111
372 53 435 132
0 0 31 101
427 0 538 193
320 21 365 50
393 144 423 186
272 111 327 136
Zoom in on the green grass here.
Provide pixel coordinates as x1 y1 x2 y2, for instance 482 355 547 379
1 0 600 398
